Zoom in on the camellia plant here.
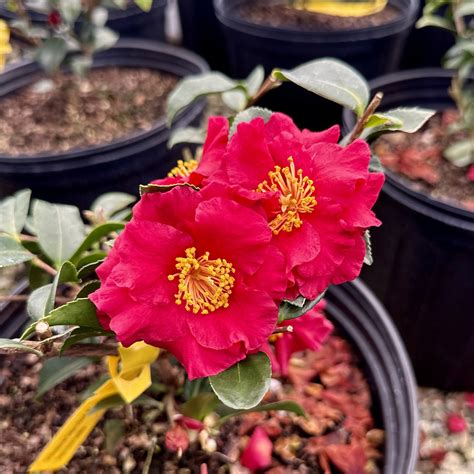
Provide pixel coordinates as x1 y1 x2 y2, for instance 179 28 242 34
418 0 474 177
0 58 433 471
1 0 153 75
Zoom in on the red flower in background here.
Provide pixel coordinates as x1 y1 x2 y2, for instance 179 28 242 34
263 302 333 376
200 113 384 300
47 10 61 27
240 426 273 471
446 413 467 433
468 165 474 182
90 184 287 379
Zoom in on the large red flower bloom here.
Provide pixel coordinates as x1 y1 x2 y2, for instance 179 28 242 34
90 184 287 379
200 113 384 300
263 302 333 376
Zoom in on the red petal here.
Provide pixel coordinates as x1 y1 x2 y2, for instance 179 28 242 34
240 426 273 471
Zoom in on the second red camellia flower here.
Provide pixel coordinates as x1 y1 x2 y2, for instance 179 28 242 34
89 183 287 379
201 113 384 300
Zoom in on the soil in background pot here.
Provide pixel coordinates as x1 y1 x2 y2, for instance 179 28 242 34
373 111 474 211
0 333 383 473
239 2 401 30
0 68 178 156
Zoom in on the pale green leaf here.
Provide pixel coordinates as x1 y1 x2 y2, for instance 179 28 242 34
167 127 206 149
0 235 34 268
91 193 136 220
0 338 42 356
33 200 86 266
0 189 31 236
27 284 53 321
229 106 273 136
444 139 474 166
273 58 370 117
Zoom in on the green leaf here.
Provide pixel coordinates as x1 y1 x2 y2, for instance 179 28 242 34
76 280 101 298
92 26 119 52
91 193 136 220
444 139 474 167
21 298 101 339
229 107 273 136
0 189 31 236
35 37 68 74
217 400 306 426
246 65 265 97
167 72 240 125
77 251 107 269
416 15 455 31
134 0 153 11
0 338 42 356
363 230 373 266
209 352 271 410
27 284 53 321
181 393 219 421
77 259 105 280
70 55 93 77
33 200 85 267
273 58 370 117
69 222 124 265
45 261 78 316
60 327 109 354
167 127 206 149
0 235 34 268
369 154 384 173
36 356 92 399
278 290 327 323
222 66 265 112
58 0 82 23
456 1 474 17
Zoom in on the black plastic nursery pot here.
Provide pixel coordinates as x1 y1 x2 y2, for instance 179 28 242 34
0 39 207 209
178 0 229 72
325 279 418 474
0 0 168 42
342 69 474 391
214 0 418 131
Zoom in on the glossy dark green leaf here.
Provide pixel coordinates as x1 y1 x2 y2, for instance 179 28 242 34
278 290 327 323
181 393 219 421
209 352 271 410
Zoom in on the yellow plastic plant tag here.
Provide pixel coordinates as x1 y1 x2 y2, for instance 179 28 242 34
0 20 12 72
29 342 160 472
293 0 388 17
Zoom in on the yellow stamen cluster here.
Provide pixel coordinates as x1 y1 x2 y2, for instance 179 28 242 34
0 20 12 72
168 247 235 315
257 157 317 234
168 159 198 178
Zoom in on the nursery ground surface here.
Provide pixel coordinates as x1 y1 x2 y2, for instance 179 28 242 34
0 334 384 473
373 111 474 211
0 67 178 156
238 3 400 31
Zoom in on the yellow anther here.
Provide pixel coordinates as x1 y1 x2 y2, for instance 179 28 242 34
168 159 198 178
168 247 235 315
256 157 317 234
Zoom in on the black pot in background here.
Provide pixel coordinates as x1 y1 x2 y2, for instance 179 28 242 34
400 2 454 69
178 0 229 72
0 0 168 42
326 279 418 474
342 69 474 391
0 39 208 209
214 0 418 131
0 280 29 339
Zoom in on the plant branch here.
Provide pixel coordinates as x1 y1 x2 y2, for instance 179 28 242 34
32 258 57 276
348 92 384 144
247 75 281 107
272 325 294 334
0 295 70 304
0 341 118 357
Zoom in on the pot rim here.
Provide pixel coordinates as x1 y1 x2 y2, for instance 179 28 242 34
342 67 474 224
213 0 419 43
0 39 208 165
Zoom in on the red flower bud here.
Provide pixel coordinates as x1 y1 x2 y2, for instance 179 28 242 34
165 424 189 453
446 413 467 433
47 11 61 27
240 426 273 471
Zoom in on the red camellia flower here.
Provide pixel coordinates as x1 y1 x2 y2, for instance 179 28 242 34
90 183 287 379
201 113 384 300
468 164 474 182
263 302 333 376
240 426 273 471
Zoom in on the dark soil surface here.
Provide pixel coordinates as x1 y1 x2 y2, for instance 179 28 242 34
239 2 401 31
373 111 474 211
0 67 178 156
0 334 383 473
